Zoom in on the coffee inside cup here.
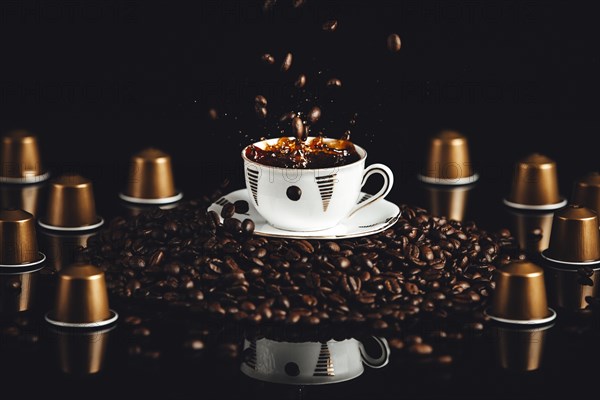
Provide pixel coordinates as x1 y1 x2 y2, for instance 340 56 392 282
245 137 361 169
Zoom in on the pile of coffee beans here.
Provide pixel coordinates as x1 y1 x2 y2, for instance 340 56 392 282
86 190 516 342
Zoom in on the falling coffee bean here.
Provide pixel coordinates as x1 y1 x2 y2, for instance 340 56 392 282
292 0 305 8
255 106 268 119
280 111 296 122
208 108 218 120
295 74 306 88
308 106 321 124
387 33 402 52
281 52 293 72
292 116 305 140
255 95 267 106
262 53 275 64
322 20 338 31
327 78 342 87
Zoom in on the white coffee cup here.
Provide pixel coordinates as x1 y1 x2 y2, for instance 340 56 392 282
241 336 390 385
242 137 394 231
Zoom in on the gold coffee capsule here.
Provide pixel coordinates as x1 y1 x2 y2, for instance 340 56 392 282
38 174 104 231
39 230 97 272
504 153 566 210
0 130 49 184
508 209 554 253
488 261 556 324
45 263 118 328
52 327 112 375
0 208 44 266
0 268 41 313
545 264 600 312
119 148 182 204
422 183 472 221
572 172 600 215
418 130 478 185
542 205 600 264
0 183 44 216
492 324 552 372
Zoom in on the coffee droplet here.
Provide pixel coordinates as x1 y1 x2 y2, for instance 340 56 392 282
254 95 267 106
322 20 338 32
286 186 302 201
281 52 293 72
208 108 218 120
292 117 304 140
387 33 402 52
295 74 306 88
342 130 351 141
309 106 321 124
327 78 342 87
262 53 275 64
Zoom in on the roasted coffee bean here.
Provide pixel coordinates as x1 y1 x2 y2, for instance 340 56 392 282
241 219 255 234
387 33 402 52
308 106 321 124
221 203 236 219
281 52 293 72
292 116 304 140
327 78 342 87
124 315 142 326
254 95 267 106
322 19 338 31
262 53 275 64
183 339 205 351
409 343 433 355
208 108 218 120
234 200 249 214
295 74 306 88
255 106 268 119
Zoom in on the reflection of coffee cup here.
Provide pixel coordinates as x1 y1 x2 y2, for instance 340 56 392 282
242 137 394 231
241 336 390 385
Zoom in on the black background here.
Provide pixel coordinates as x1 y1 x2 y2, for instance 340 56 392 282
2 1 600 399
1 0 599 222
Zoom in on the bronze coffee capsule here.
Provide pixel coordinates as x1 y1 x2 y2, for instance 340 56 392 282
422 183 473 221
38 174 104 231
119 148 182 204
45 263 118 328
0 130 49 184
492 324 552 372
541 205 600 264
51 327 113 375
418 130 478 185
0 183 44 216
0 268 42 313
504 153 567 210
572 172 600 215
488 261 556 324
507 209 554 253
0 208 45 267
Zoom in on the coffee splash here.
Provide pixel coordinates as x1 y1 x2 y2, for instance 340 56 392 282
245 137 360 168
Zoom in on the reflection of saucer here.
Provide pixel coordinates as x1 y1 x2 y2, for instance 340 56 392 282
209 189 400 239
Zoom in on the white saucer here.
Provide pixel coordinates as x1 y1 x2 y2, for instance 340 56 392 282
208 189 400 239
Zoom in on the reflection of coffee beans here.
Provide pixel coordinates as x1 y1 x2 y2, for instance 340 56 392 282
245 137 361 168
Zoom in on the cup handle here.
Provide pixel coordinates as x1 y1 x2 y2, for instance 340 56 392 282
359 336 390 369
349 163 394 217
